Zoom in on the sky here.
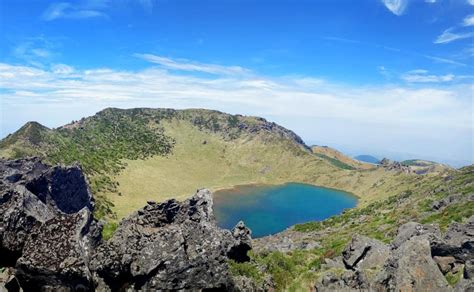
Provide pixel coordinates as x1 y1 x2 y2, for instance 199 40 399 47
0 0 473 167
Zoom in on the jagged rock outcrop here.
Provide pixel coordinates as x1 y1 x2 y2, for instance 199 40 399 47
315 218 474 291
0 158 252 291
0 158 100 290
380 158 413 174
0 157 100 291
90 189 252 291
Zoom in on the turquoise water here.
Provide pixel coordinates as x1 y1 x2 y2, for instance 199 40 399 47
213 183 357 238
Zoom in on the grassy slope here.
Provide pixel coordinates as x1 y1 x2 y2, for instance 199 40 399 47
231 165 473 291
112 119 334 218
111 118 418 219
311 145 374 170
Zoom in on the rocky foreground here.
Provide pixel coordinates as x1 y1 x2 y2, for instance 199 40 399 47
0 158 473 291
314 220 473 291
0 158 251 291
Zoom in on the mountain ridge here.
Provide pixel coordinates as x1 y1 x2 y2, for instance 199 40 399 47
0 107 453 220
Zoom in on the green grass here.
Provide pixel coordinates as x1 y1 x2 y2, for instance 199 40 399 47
101 221 119 240
421 201 474 230
314 153 356 170
228 260 263 284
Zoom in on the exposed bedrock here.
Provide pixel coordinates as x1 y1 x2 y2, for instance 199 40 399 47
315 218 474 291
0 158 252 291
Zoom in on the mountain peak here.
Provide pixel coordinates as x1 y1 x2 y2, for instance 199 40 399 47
2 121 50 147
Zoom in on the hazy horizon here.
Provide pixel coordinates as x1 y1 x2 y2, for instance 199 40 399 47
1 0 473 167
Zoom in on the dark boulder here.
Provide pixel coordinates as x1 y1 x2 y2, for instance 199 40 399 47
15 211 100 291
374 236 451 291
0 158 252 291
89 189 252 291
431 217 474 262
342 235 390 270
391 221 441 249
0 158 94 269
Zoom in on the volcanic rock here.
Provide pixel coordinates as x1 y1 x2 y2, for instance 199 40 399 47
0 158 252 291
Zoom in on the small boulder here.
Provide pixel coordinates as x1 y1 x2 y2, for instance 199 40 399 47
391 221 440 249
342 235 390 270
433 256 456 274
444 216 474 247
375 236 451 291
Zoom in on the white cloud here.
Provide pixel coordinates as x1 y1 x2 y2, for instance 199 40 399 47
463 15 474 26
381 0 408 16
52 64 74 75
134 54 251 75
434 28 474 44
425 0 436 3
468 0 474 5
12 38 56 67
0 61 471 132
401 70 455 83
42 1 156 21
325 36 468 66
42 2 107 21
423 55 467 67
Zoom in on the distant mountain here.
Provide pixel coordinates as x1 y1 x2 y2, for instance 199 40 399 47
354 154 380 164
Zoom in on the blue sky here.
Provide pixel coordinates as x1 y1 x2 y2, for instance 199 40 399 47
0 0 473 166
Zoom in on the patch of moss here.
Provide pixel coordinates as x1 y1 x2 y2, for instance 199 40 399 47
101 221 119 240
445 268 463 286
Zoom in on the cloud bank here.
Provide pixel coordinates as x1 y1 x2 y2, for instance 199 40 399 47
0 57 471 131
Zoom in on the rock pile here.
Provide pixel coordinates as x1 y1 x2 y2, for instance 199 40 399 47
315 219 474 291
0 158 252 291
380 158 413 174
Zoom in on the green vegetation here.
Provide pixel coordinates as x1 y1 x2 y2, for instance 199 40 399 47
102 221 119 240
0 107 465 233
445 268 464 286
1 108 177 220
314 153 355 170
228 259 264 284
421 201 474 230
401 159 436 166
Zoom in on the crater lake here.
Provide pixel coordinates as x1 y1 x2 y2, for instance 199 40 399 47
213 183 357 238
